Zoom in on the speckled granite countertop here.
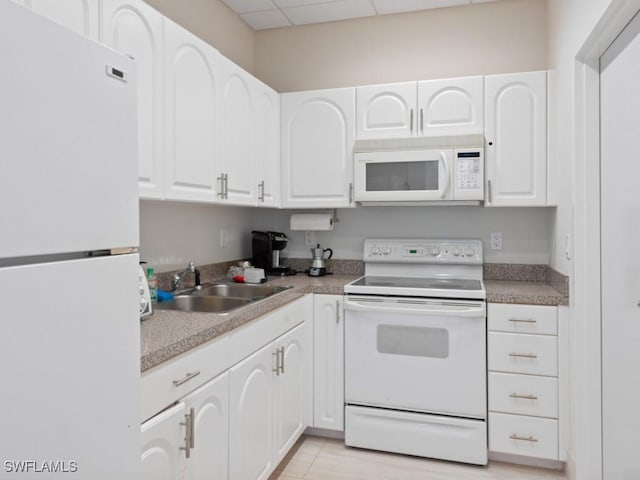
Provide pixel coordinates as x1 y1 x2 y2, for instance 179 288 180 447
140 275 357 372
485 280 568 306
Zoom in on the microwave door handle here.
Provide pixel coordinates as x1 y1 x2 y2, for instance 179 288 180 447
439 153 450 199
344 300 485 317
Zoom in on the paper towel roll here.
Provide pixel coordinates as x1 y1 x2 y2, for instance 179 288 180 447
290 214 334 231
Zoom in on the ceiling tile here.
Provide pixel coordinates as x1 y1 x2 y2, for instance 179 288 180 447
273 0 329 7
373 0 468 15
470 0 497 3
222 0 277 14
283 0 376 26
240 9 292 29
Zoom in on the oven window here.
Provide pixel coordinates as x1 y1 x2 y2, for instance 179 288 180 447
376 324 449 358
365 161 440 191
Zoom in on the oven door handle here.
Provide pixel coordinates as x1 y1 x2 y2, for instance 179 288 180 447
344 299 485 317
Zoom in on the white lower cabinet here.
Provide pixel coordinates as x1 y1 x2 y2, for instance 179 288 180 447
313 294 344 431
141 402 188 480
488 303 559 461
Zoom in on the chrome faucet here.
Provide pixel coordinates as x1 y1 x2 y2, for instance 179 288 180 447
172 262 201 292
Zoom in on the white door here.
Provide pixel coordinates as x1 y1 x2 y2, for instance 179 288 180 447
313 295 344 431
0 255 140 478
344 297 486 418
600 11 640 478
485 71 547 206
417 76 483 136
0 6 138 258
102 0 164 199
141 403 187 480
356 82 416 138
274 323 308 463
164 19 221 203
183 372 229 480
219 55 257 205
281 87 355 208
28 0 99 40
256 81 280 207
229 342 275 480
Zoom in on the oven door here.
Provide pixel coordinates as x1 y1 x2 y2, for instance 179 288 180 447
344 295 486 419
354 149 452 202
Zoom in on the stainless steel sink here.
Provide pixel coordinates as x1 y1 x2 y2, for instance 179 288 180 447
155 295 252 313
155 282 292 314
193 283 291 299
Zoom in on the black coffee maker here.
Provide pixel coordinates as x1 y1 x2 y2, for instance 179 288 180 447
251 231 294 275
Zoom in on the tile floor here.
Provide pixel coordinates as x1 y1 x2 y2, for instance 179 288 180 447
269 436 567 480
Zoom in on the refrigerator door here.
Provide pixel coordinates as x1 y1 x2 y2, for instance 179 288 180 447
0 2 138 259
0 254 140 477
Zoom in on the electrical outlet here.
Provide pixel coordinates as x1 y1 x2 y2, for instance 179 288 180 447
490 232 503 250
304 231 316 246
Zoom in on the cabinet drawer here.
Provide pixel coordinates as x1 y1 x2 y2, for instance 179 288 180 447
489 372 558 418
488 332 557 376
141 334 231 422
489 412 558 460
488 304 557 335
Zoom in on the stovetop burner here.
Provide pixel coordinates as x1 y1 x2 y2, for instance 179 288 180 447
351 276 483 291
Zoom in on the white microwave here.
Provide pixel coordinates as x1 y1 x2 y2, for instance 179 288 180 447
354 146 484 204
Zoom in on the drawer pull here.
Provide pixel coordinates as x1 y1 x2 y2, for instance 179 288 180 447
509 393 539 400
509 352 538 359
508 318 537 324
509 434 538 443
173 371 201 386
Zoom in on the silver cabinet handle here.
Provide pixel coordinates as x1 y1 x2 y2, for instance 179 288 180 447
509 318 537 324
509 434 538 443
272 349 280 376
349 182 353 204
420 108 424 134
488 179 493 204
180 408 195 458
217 174 225 198
279 346 285 375
409 108 414 133
509 353 538 359
336 300 341 324
509 393 539 400
258 180 265 202
224 173 229 199
173 371 200 387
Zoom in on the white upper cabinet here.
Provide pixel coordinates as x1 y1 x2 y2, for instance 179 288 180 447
417 76 483 136
102 0 163 199
27 0 99 40
356 77 483 139
219 55 258 206
485 71 547 207
255 81 281 207
163 19 222 203
356 82 416 139
281 87 356 208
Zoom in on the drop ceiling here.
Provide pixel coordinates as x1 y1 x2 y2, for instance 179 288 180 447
223 0 503 30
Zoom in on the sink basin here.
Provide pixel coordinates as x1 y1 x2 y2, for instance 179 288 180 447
193 283 291 299
155 295 252 313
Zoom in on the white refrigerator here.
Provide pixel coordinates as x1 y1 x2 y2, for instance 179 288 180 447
0 2 140 478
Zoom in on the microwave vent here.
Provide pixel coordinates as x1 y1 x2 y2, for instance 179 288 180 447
353 134 484 153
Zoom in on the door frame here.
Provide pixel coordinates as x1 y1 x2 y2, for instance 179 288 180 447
574 1 640 478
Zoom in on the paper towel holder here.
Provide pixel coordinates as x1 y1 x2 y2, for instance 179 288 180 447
289 209 340 231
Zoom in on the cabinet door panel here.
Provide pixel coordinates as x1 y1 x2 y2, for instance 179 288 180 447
164 20 220 202
102 0 163 198
229 343 274 480
220 57 257 205
281 88 355 208
356 82 416 138
275 323 308 463
418 76 483 136
141 403 187 480
485 71 546 206
256 83 280 207
313 295 344 431
29 0 98 39
183 372 229 480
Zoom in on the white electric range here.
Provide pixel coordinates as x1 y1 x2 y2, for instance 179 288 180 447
343 238 488 465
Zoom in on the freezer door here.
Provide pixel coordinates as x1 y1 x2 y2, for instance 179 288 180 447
0 254 140 477
0 2 138 259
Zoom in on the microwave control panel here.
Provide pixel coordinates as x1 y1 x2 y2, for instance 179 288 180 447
453 148 484 201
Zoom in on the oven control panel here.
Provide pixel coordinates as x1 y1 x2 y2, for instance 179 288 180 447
364 239 483 264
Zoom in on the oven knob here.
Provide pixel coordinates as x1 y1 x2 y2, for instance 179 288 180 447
430 247 440 256
382 247 392 255
371 246 381 255
465 247 475 257
453 248 462 257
